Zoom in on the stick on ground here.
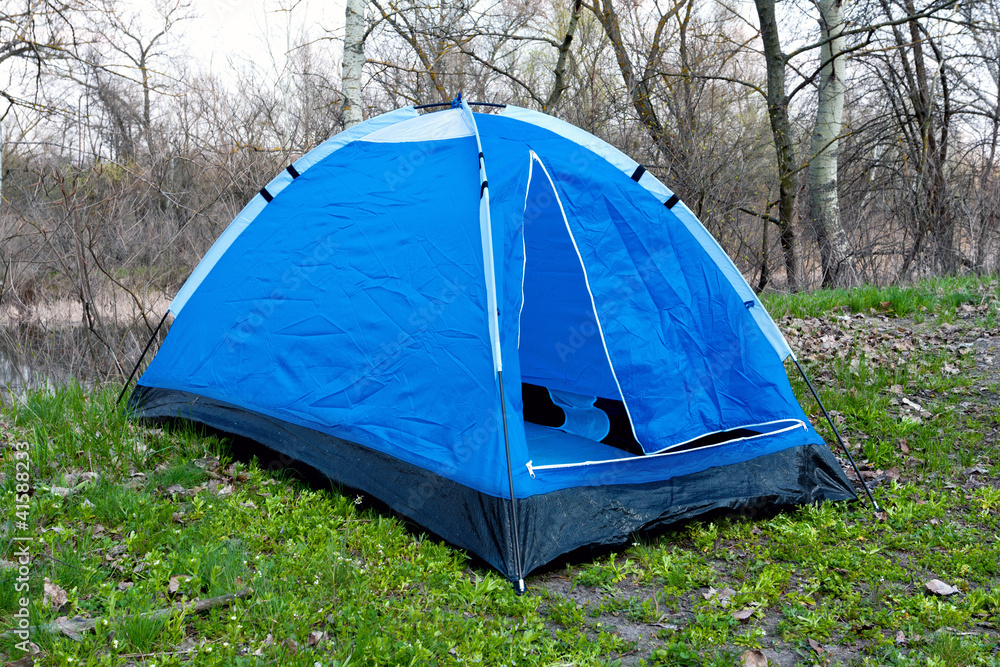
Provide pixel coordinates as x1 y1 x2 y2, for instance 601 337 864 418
5 588 253 641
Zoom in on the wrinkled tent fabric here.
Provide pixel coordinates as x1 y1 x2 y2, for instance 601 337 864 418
129 103 856 583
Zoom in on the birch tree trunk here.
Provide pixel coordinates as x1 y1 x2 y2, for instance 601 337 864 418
809 0 856 287
754 0 801 291
342 0 366 129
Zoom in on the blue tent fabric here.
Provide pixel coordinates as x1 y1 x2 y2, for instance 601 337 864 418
141 135 516 499
131 104 855 582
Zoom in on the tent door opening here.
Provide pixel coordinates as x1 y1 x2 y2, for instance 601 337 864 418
516 154 642 466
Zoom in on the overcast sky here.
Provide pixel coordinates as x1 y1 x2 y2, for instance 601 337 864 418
180 0 345 79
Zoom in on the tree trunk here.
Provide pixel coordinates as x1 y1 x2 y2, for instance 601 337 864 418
592 0 676 161
809 0 856 287
544 0 582 111
342 0 366 129
754 0 801 290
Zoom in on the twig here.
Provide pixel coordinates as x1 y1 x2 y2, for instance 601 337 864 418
4 588 253 639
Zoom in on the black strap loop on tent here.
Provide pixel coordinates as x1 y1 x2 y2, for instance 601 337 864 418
664 194 680 209
631 165 646 181
792 357 881 512
496 369 526 593
286 164 300 179
259 187 274 203
116 311 170 407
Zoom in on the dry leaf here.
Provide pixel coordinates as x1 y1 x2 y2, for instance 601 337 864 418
740 649 769 666
925 579 960 596
55 615 84 641
168 575 190 595
43 578 68 609
808 638 824 654
732 608 754 622
895 630 907 645
308 630 325 646
702 586 735 605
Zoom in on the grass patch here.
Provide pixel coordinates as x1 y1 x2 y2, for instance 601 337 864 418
1 281 999 664
762 274 998 321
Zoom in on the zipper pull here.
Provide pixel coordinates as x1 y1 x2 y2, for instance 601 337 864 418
525 460 535 479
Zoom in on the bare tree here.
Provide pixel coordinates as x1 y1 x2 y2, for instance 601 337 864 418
343 0 366 127
808 0 856 287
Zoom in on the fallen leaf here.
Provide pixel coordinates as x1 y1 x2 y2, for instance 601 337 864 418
43 578 68 609
702 586 735 605
55 615 84 641
925 579 960 596
740 649 769 666
168 575 190 595
164 484 186 495
895 630 907 645
193 456 220 471
808 638 824 654
732 608 754 622
308 630 325 646
117 581 133 591
649 622 679 630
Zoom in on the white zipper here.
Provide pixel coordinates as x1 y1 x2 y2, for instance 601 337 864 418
523 419 806 475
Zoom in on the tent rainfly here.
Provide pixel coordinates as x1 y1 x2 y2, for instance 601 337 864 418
128 98 857 591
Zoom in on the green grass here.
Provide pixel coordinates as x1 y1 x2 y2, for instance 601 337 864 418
1 279 999 665
762 275 999 322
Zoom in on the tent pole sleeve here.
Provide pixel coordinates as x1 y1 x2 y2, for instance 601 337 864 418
459 96 523 588
792 357 881 512
498 369 525 592
116 311 170 407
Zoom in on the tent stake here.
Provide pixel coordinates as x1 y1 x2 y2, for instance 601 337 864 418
497 370 525 593
116 311 169 407
792 357 881 512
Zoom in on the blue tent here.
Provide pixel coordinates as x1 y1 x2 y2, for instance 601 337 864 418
129 100 855 589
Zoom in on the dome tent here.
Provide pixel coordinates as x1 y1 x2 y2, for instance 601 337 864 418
128 98 856 590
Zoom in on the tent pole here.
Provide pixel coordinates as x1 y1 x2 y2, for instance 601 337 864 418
497 369 525 593
116 311 169 407
792 357 881 512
